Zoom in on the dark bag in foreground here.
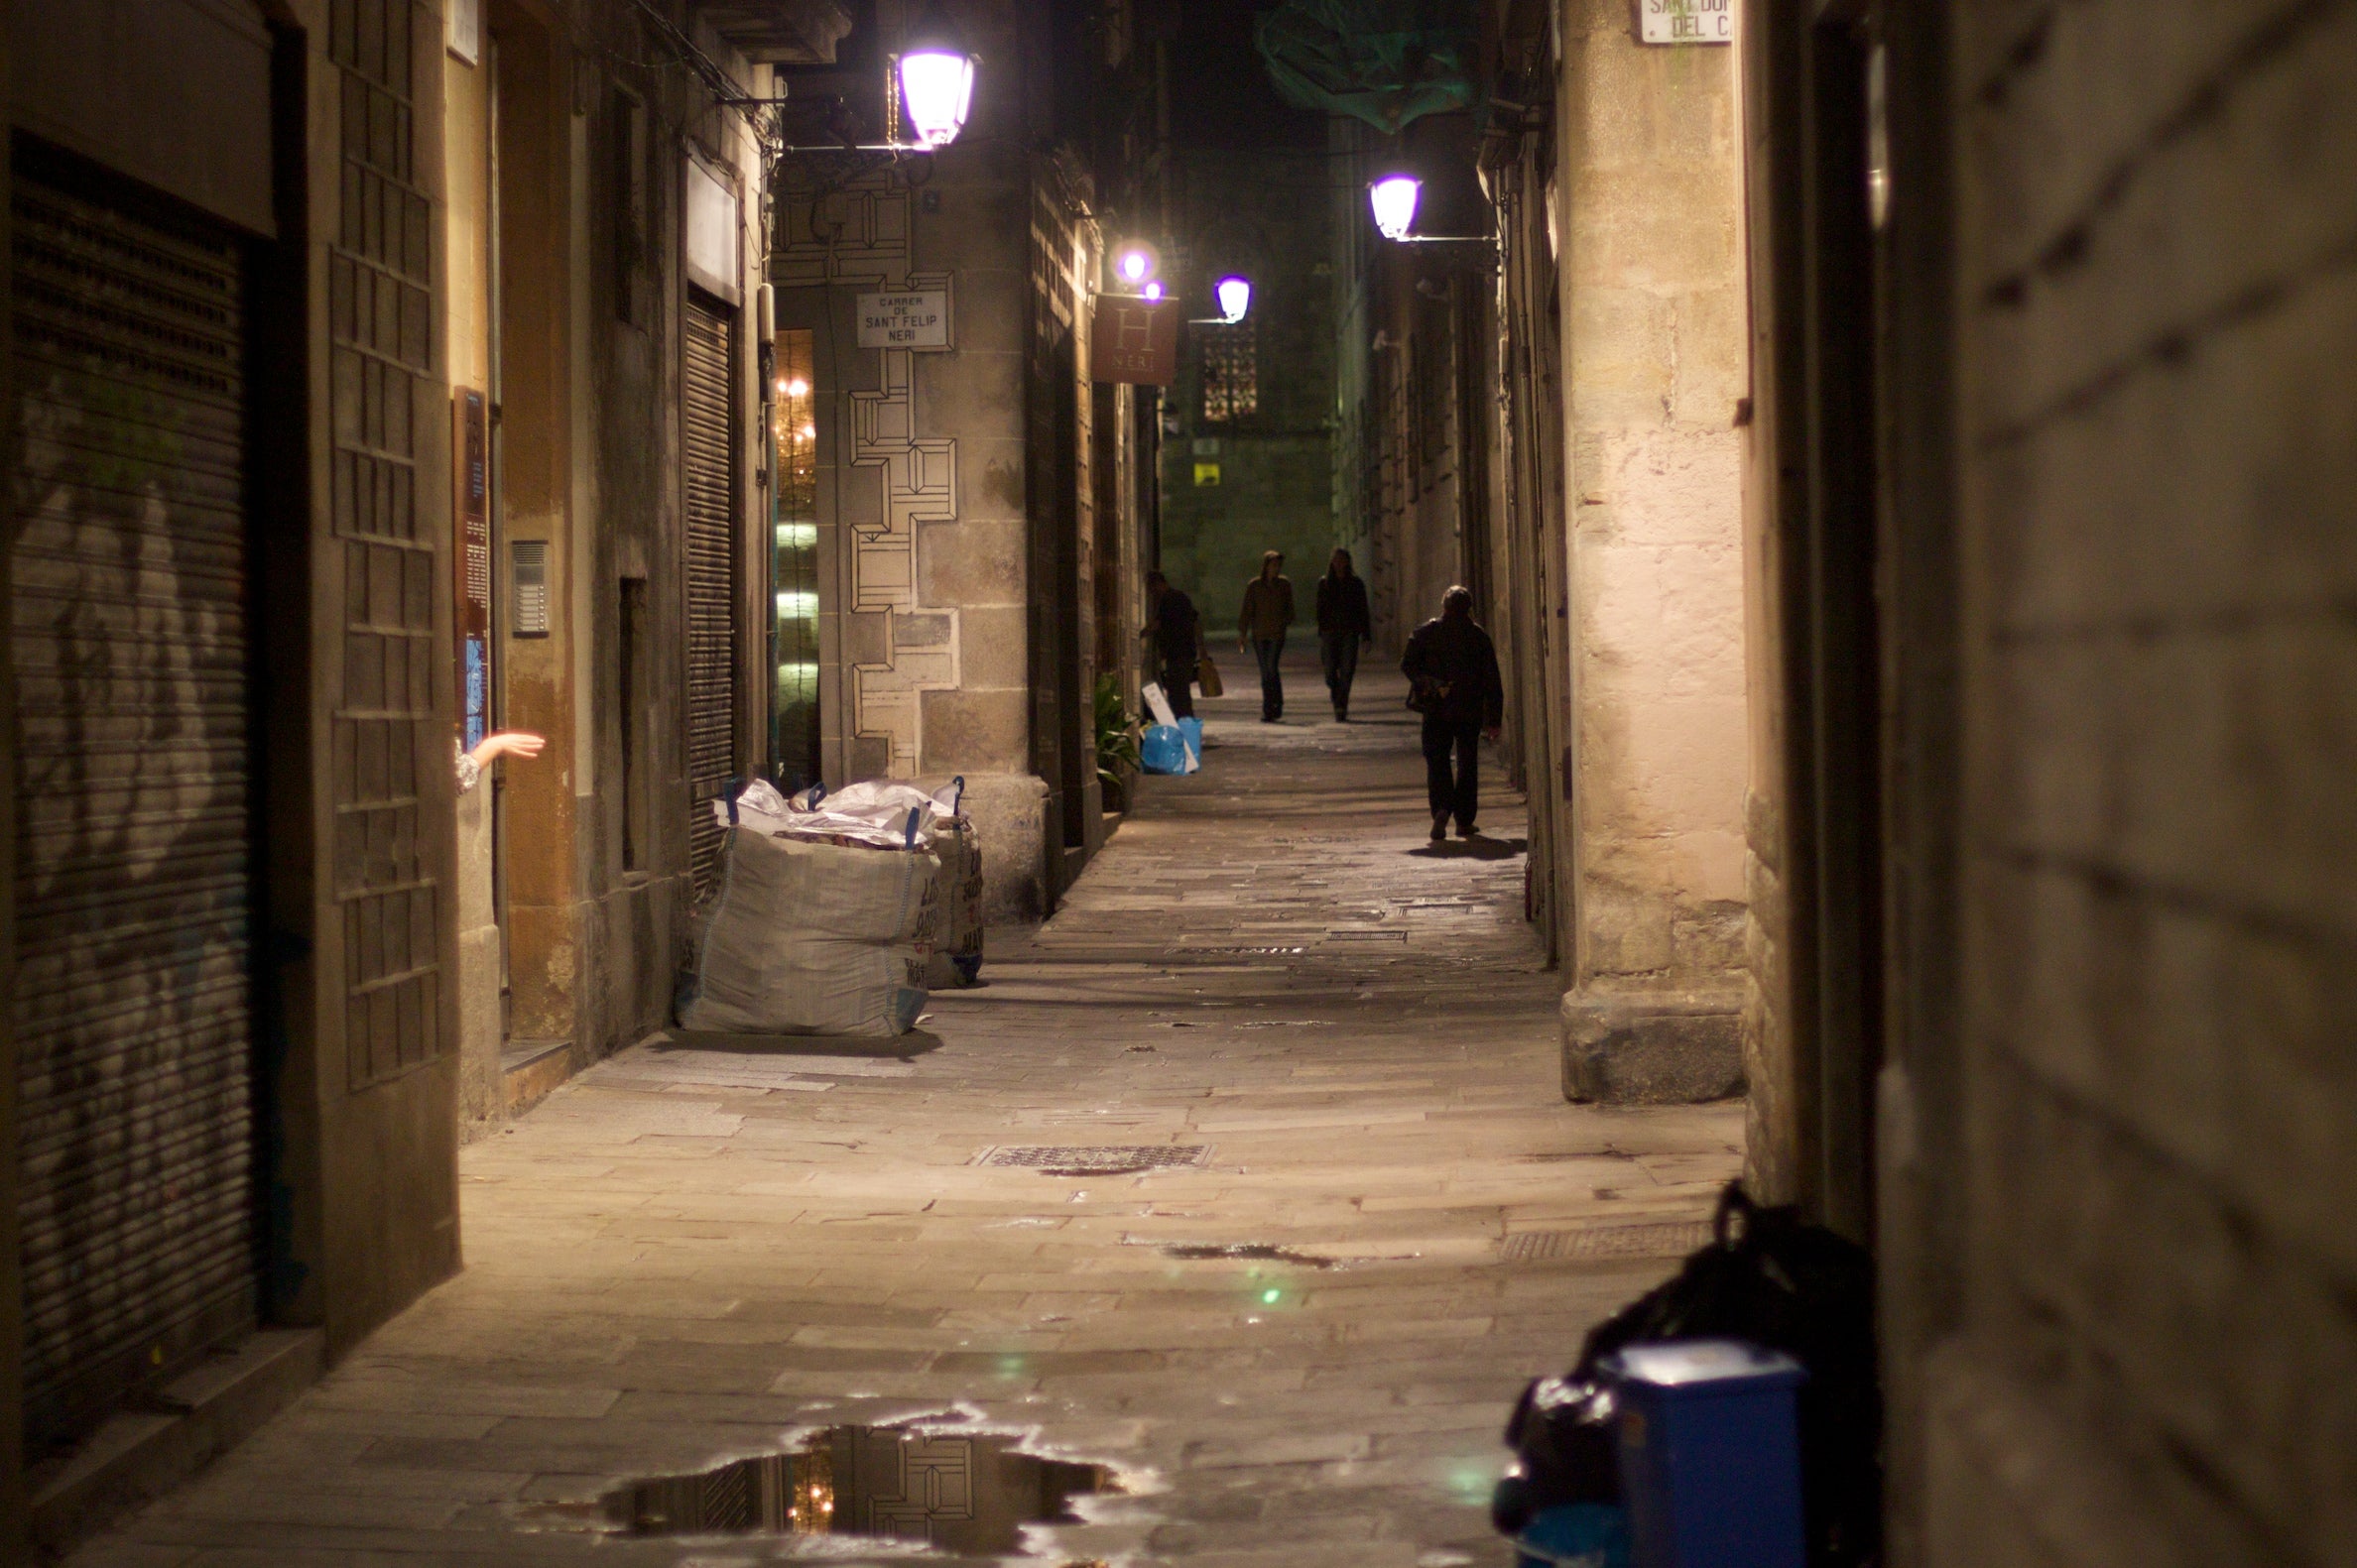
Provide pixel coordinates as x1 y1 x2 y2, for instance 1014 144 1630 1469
1495 1182 1880 1567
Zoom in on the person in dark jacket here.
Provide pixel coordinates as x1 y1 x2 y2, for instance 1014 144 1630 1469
1314 547 1373 721
1401 584 1505 840
1236 549 1295 722
1144 570 1201 720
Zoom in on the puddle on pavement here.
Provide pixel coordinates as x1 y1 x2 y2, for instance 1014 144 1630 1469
603 1424 1115 1550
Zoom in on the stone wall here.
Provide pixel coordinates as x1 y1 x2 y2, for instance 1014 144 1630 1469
1915 5 2357 1564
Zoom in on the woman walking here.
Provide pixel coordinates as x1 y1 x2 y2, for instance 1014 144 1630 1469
1237 549 1295 723
1314 547 1372 721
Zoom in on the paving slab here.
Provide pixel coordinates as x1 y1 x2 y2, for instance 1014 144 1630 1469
67 658 1742 1566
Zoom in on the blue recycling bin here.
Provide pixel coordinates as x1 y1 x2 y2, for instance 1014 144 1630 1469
1600 1340 1805 1568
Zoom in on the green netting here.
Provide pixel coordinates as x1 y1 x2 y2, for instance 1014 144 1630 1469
1254 0 1476 136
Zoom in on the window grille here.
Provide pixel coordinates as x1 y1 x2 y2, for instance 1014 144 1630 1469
1200 319 1257 422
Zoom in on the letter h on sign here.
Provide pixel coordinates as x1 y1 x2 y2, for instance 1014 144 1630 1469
1089 297 1179 385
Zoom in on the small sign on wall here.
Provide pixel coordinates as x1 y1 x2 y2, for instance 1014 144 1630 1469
1639 0 1731 44
684 159 741 304
856 291 950 348
449 0 482 63
1192 462 1221 487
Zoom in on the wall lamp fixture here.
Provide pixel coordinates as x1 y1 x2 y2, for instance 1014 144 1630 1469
1185 275 1252 325
1368 175 1489 244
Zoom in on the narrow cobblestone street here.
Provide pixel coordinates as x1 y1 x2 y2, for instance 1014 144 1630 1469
72 661 1743 1567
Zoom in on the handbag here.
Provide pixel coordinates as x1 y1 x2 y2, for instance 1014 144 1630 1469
1407 675 1448 714
1194 652 1225 698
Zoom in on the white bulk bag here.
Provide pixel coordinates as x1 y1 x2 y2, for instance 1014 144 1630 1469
681 827 939 1036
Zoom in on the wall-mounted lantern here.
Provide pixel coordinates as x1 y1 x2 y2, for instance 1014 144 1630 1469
1367 172 1489 245
896 7 978 149
1369 175 1422 241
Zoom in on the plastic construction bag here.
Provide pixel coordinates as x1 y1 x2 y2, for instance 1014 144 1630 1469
680 826 938 1036
1140 723 1200 775
716 776 984 991
682 777 989 1034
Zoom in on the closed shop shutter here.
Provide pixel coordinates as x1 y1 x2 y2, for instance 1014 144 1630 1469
682 294 737 894
9 166 257 1446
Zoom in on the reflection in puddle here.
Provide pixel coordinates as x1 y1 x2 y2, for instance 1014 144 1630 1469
604 1424 1114 1551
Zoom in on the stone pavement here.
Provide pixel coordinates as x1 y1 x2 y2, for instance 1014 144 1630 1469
69 656 1743 1567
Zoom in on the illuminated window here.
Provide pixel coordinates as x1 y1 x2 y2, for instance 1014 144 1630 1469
1200 320 1257 422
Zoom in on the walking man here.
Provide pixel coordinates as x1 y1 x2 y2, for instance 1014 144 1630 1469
1237 549 1295 723
1314 547 1372 721
1144 569 1201 720
1401 584 1504 840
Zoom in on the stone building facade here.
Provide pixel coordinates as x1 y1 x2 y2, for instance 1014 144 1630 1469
1736 3 2357 1565
0 0 1167 1552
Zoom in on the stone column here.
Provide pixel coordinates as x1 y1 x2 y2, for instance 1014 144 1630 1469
1553 6 1750 1103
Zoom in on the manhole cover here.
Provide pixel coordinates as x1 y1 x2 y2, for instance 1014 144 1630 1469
981 1146 1208 1176
1501 1221 1713 1264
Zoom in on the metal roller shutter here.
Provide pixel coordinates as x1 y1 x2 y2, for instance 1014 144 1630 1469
9 168 257 1446
682 295 737 894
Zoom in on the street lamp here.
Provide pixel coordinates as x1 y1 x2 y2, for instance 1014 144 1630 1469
1214 275 1252 323
897 8 978 149
1115 243 1162 290
1370 175 1421 241
1368 173 1489 244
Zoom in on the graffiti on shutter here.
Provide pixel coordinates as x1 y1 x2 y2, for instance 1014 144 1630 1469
10 165 258 1448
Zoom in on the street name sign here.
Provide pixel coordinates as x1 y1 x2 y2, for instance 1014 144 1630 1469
856 291 949 348
1639 0 1732 44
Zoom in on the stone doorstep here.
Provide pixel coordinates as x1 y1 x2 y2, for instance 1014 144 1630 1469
31 1327 324 1559
1559 984 1747 1106
502 1038 576 1119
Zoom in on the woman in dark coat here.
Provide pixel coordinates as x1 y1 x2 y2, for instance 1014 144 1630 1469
1314 548 1373 721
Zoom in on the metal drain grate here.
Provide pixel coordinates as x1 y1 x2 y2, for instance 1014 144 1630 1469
1170 945 1306 957
981 1146 1208 1176
1501 1221 1714 1264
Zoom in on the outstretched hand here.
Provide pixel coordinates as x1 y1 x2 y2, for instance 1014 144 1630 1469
468 730 546 769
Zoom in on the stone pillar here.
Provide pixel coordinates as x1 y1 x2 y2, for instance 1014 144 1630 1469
1553 7 1750 1103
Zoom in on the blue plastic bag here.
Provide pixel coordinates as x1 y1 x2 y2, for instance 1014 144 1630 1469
1178 717 1203 766
1140 724 1189 775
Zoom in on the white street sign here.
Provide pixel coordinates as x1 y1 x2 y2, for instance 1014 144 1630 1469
1640 0 1732 45
856 291 950 349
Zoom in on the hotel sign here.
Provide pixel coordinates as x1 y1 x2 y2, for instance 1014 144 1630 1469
1089 295 1179 385
1639 0 1731 43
